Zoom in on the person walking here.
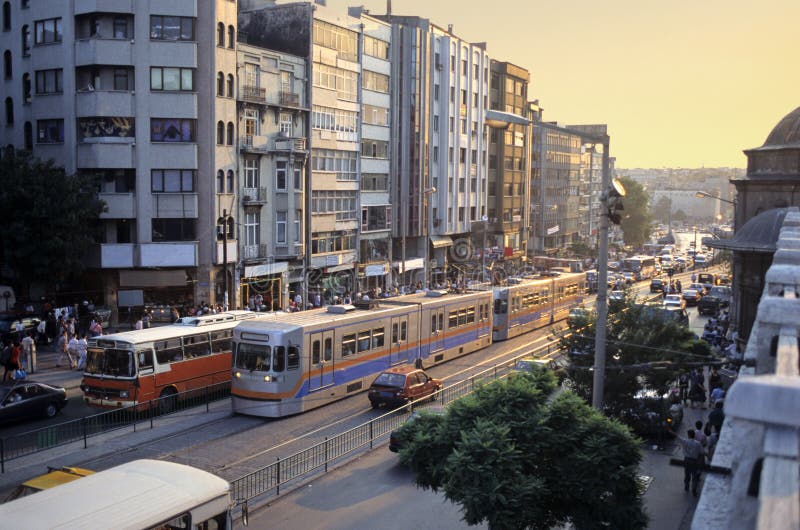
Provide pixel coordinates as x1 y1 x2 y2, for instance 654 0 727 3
56 330 76 368
20 330 36 373
76 333 88 370
670 427 705 496
678 372 690 405
708 400 725 432
691 272 697 284
3 341 21 382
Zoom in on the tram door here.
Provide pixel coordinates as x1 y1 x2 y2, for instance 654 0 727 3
428 309 444 353
389 316 407 365
309 330 335 391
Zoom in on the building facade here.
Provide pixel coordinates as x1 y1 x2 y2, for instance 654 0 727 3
0 0 240 317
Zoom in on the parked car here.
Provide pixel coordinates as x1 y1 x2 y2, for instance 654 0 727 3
368 366 442 409
513 355 569 383
650 278 664 293
697 273 715 285
621 272 635 284
709 285 732 308
619 390 683 439
0 314 40 343
682 289 702 306
567 306 592 327
389 406 446 453
0 382 68 425
693 255 708 268
697 295 722 316
663 294 686 311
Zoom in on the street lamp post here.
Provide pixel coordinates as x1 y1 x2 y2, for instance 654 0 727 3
481 215 488 284
217 209 232 311
422 187 437 289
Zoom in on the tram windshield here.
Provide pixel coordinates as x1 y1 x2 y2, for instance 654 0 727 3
235 343 271 371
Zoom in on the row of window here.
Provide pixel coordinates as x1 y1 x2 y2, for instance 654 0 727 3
7 66 192 95
313 63 358 102
311 231 356 255
31 117 195 144
311 190 358 220
216 121 235 146
151 330 233 366
236 343 300 373
311 149 358 181
312 105 358 133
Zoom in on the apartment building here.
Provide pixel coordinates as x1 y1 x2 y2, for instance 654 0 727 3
578 143 603 247
376 15 490 287
0 0 239 315
235 39 307 310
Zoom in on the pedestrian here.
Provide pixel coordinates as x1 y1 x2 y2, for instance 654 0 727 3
676 279 682 293
3 340 21 382
36 318 46 345
678 372 690 405
670 427 705 496
56 330 76 368
76 333 88 370
134 315 143 330
706 424 719 462
170 307 180 323
0 341 12 381
709 367 722 392
142 310 152 329
13 318 24 341
21 330 35 372
89 318 102 337
708 400 725 432
693 420 708 448
710 386 725 407
691 272 697 283
68 334 80 369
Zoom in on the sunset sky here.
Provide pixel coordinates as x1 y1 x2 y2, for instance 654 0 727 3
355 0 798 169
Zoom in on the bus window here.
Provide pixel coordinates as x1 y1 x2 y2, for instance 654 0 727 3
494 299 507 314
234 343 270 370
357 330 371 353
372 328 385 348
312 340 320 364
272 346 285 372
183 334 210 358
287 346 300 370
196 512 227 530
137 350 154 373
342 334 356 357
210 330 232 353
323 337 332 361
150 512 190 529
155 338 183 364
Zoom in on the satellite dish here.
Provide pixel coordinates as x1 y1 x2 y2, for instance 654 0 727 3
610 178 626 197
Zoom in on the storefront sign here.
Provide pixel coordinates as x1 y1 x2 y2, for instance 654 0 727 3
546 225 560 235
243 261 289 278
365 264 388 277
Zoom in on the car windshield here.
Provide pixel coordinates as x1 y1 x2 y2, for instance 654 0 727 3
373 373 406 388
84 347 136 377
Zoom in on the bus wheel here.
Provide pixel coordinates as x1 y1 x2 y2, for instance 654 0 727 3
158 388 178 415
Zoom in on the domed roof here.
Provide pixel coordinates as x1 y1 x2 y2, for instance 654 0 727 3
705 208 790 253
764 106 800 147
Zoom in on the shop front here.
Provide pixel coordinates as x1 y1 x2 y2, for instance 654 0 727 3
116 269 194 324
241 261 289 312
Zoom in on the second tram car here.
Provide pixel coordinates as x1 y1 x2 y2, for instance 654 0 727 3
231 289 493 417
491 272 586 341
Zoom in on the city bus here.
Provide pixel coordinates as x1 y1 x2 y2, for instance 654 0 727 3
80 311 269 411
530 256 584 273
0 459 233 529
622 255 657 281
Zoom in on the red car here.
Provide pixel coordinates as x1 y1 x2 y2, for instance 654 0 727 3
368 366 442 409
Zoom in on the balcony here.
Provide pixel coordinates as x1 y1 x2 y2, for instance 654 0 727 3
274 243 304 259
242 187 267 207
139 242 197 267
153 193 198 218
77 142 134 168
274 136 306 152
98 192 135 218
241 85 266 104
242 244 268 261
240 135 268 153
216 240 239 265
74 0 134 14
76 91 134 117
280 91 301 107
75 38 132 66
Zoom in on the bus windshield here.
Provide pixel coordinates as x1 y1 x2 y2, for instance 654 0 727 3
622 259 641 272
85 348 136 377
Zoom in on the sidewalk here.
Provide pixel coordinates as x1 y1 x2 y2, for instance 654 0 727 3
18 342 83 393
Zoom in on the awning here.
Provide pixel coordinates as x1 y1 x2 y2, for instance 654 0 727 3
430 235 454 248
392 258 424 273
243 261 289 278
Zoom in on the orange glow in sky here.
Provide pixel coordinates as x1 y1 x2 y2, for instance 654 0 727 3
358 0 798 168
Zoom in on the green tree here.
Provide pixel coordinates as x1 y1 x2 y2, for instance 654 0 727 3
617 177 652 248
560 296 713 417
396 370 648 530
651 196 671 224
0 152 105 293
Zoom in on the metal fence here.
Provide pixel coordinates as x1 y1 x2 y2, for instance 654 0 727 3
0 382 231 473
230 340 563 505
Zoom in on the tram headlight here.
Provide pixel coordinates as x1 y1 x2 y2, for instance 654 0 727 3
264 375 272 382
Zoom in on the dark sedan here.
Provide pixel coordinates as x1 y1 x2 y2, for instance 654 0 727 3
682 288 702 306
620 391 683 439
0 382 68 424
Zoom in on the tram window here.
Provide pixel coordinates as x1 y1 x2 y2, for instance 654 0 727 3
273 346 285 372
392 323 399 343
210 330 232 353
438 313 444 330
373 328 385 348
431 315 437 332
400 321 407 341
342 334 356 356
458 309 467 326
155 338 183 364
449 310 458 328
357 330 371 353
494 299 507 314
183 333 210 358
312 340 321 364
287 346 300 370
137 350 153 373
323 338 333 361
234 343 269 370
466 307 475 323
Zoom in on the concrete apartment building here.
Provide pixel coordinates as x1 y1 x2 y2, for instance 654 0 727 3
578 143 603 246
0 0 240 314
234 38 308 310
375 14 491 287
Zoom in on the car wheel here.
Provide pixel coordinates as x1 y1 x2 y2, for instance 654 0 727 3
44 402 59 418
371 400 380 409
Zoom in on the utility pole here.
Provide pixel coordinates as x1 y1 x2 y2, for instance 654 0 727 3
592 139 611 410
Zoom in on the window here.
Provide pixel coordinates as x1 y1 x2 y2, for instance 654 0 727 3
227 25 235 48
244 108 258 136
310 231 356 254
226 122 234 145
226 170 234 193
372 328 385 349
150 15 194 41
361 173 388 191
244 210 259 247
275 161 287 190
151 169 195 192
36 119 63 143
362 104 389 126
113 16 128 39
244 158 258 188
434 84 439 99
312 63 358 101
151 67 194 91
360 140 388 159
361 205 392 231
3 49 10 78
216 22 224 46
294 209 302 242
276 211 287 244
460 147 466 163
216 72 224 96
449 86 455 103
293 163 302 190
311 149 357 181
2 2 9 31
151 118 196 142
34 68 61 94
216 121 224 145
78 117 134 140
433 146 438 162
357 330 371 353
311 105 358 132
364 36 389 59
4 97 12 126
342 333 355 357
21 24 29 56
461 59 467 76
312 20 357 62
362 71 389 93
311 190 358 220
279 112 292 135
152 218 196 242
23 121 31 150
216 170 224 193
34 17 61 45
114 69 131 91
226 74 233 97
